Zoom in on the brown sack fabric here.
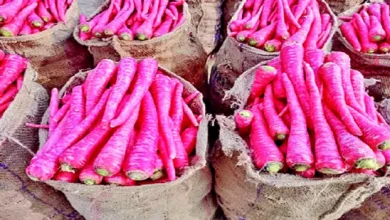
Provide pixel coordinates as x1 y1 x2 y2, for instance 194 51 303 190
74 3 208 91
0 0 93 90
37 67 217 220
213 64 390 220
0 66 82 220
325 0 364 15
209 0 336 115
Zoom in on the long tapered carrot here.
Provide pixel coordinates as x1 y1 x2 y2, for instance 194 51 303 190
350 69 366 111
0 0 24 23
276 0 289 40
340 22 362 52
49 88 59 136
0 3 37 37
282 0 300 29
136 0 160 40
260 0 273 28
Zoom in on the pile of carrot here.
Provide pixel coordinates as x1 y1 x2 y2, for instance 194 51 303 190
0 0 72 37
0 51 26 117
25 57 201 186
78 0 185 41
236 40 390 177
340 3 390 54
229 0 333 52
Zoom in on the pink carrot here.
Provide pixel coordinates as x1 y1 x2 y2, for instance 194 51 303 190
48 0 59 22
317 22 332 49
154 0 169 28
170 80 184 129
276 0 289 40
304 0 322 49
288 7 314 45
151 154 164 180
94 105 140 177
282 0 300 28
49 88 59 135
19 22 32 35
136 0 159 40
229 11 251 32
350 70 366 111
184 91 200 104
282 73 314 172
249 65 277 100
349 107 390 150
0 49 5 61
53 171 79 183
321 13 331 31
381 4 390 43
244 0 254 9
181 126 197 154
105 0 134 36
111 58 158 127
247 21 276 47
92 2 116 37
53 102 70 123
0 85 17 106
250 106 284 173
236 22 259 42
157 137 176 181
360 9 371 26
172 13 185 30
0 0 24 23
102 58 137 126
79 158 103 185
25 123 49 129
68 86 84 126
153 16 173 37
264 39 282 52
368 3 381 21
319 62 362 136
134 0 142 20
0 55 27 94
268 57 285 98
295 167 316 178
124 92 159 181
141 0 151 19
80 12 104 33
165 9 176 20
293 0 311 19
364 94 378 122
172 119 188 171
340 22 362 52
118 26 134 41
104 172 136 186
260 0 273 28
28 11 44 28
182 100 199 127
56 0 67 22
324 106 376 169
369 15 386 42
382 150 390 168
354 13 378 53
234 110 253 137
380 42 390 53
37 2 52 23
305 62 346 174
245 5 263 30
304 49 325 87
263 85 289 141
375 150 385 169
0 3 38 37
169 4 179 20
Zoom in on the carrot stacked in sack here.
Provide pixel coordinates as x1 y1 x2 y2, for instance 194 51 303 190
340 2 390 53
0 0 72 37
78 0 185 41
229 0 333 52
25 57 201 185
235 27 390 177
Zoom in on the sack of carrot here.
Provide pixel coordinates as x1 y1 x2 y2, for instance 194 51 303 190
0 0 92 89
213 36 390 219
0 53 80 220
210 0 336 115
74 0 207 91
25 57 217 220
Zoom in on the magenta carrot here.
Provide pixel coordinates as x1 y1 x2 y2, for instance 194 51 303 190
181 126 197 154
19 22 32 35
259 0 273 28
102 58 136 126
0 0 24 23
0 85 17 106
184 91 200 104
340 22 362 52
135 0 160 40
157 137 176 181
124 92 159 181
282 0 300 29
295 167 316 178
79 159 103 185
234 110 253 137
153 16 173 38
263 85 289 141
154 0 170 28
105 0 134 36
375 150 385 169
381 4 390 43
349 107 390 150
141 0 151 19
104 172 136 186
92 1 116 37
0 49 5 61
169 4 179 20
264 39 282 52
25 123 49 129
293 0 311 19
49 88 59 135
118 26 134 41
304 49 325 87
383 150 390 169
28 11 44 28
250 106 284 173
245 5 263 30
305 62 347 174
182 100 199 127
68 86 84 126
38 2 52 23
111 58 158 127
321 13 331 31
275 0 289 40
248 22 276 47
249 65 277 100
350 69 366 111
236 25 258 42
319 62 362 136
364 94 378 123
53 171 79 183
354 13 378 53
53 102 70 123
304 0 322 49
0 3 37 37
229 12 252 32
368 3 381 21
151 154 164 180
369 15 386 42
282 73 314 171
288 7 313 45
380 42 390 53
251 0 263 15
172 119 188 171
170 80 184 129
0 55 27 94
244 0 254 9
268 57 285 98
171 13 185 31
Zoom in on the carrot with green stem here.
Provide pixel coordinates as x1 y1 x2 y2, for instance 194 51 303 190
349 107 390 150
295 167 316 178
136 0 160 40
282 73 314 172
259 0 273 28
305 62 347 174
263 85 289 141
245 5 263 30
0 55 27 94
105 0 134 36
170 80 184 129
364 94 378 123
369 15 386 42
319 62 362 136
350 69 366 111
247 22 275 46
118 26 134 41
0 3 37 37
380 42 390 53
102 58 136 126
249 65 277 100
275 0 289 40
293 0 311 19
381 4 390 43
124 92 159 181
151 154 165 180
49 88 59 136
229 11 251 32
104 172 136 186
92 1 116 38
235 110 253 137
80 12 103 33
282 0 300 29
236 21 259 42
37 2 52 23
264 39 282 52
340 22 362 52
288 7 314 45
28 11 44 28
0 0 24 23
79 157 103 185
354 13 378 53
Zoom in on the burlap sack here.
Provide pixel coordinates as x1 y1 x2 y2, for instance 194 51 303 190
37 66 217 220
0 65 82 220
209 0 337 115
213 64 390 220
325 0 364 15
74 3 208 91
0 0 93 90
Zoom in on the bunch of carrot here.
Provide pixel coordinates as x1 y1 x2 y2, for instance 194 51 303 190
340 3 390 54
0 0 72 37
25 57 201 186
229 0 333 52
78 0 184 41
0 50 26 117
236 41 390 177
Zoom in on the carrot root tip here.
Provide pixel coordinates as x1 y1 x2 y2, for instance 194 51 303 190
378 141 390 150
95 168 110 177
128 170 149 181
355 158 377 170
43 17 50 23
266 162 283 174
293 164 310 172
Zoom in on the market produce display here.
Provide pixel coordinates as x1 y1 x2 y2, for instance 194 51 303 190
228 0 333 52
25 57 201 186
235 40 390 177
78 0 185 41
0 0 72 36
0 51 26 117
339 2 390 53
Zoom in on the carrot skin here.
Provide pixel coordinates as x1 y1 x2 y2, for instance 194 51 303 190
369 15 386 42
268 57 285 98
264 39 282 52
364 94 378 123
293 0 311 20
282 0 300 28
259 0 273 28
153 16 173 38
375 150 386 169
118 26 134 41
49 88 59 136
248 22 276 47
381 4 390 43
154 0 169 28
275 0 289 40
350 69 366 111
0 0 24 23
354 13 378 53
0 3 37 37
172 119 188 171
304 49 325 87
157 137 176 181
170 80 184 129
249 65 277 100
235 110 253 137
340 22 362 52
304 0 322 50
245 5 263 30
105 0 134 36
135 0 159 40
368 3 381 21
79 158 103 185
53 171 79 183
0 54 27 94
288 8 314 45
182 100 199 127
26 123 49 129
184 91 200 104
37 2 52 23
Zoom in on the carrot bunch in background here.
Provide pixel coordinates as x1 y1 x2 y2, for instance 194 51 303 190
25 57 202 186
0 0 72 37
78 0 185 41
340 2 390 54
0 50 26 117
235 41 390 178
229 0 333 52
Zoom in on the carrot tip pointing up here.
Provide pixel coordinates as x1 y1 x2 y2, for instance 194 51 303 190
355 158 377 170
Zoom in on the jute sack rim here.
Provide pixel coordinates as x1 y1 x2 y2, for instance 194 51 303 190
225 0 337 55
38 64 209 192
73 2 193 48
219 61 390 188
0 0 79 43
336 2 390 59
